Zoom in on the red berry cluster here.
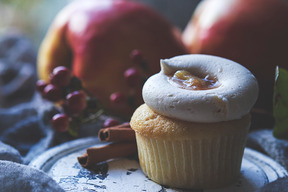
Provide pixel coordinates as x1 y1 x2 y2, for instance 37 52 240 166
109 49 148 108
36 66 101 135
36 50 149 136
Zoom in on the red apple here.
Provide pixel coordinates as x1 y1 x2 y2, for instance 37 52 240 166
38 0 188 118
182 0 288 114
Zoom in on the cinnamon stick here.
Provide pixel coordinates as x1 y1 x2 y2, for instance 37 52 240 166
78 142 137 168
98 123 135 142
78 123 138 168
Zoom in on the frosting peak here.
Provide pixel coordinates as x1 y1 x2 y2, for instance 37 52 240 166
142 54 259 123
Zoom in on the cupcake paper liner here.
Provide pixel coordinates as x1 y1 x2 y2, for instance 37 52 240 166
136 128 248 189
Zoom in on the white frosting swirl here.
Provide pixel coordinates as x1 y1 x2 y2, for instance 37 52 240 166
143 54 259 123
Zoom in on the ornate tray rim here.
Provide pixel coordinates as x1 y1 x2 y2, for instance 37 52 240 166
29 137 288 191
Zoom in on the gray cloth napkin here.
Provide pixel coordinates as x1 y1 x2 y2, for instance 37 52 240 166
0 141 22 163
0 33 67 191
247 129 288 170
0 33 37 107
0 94 56 164
256 177 288 192
246 129 288 191
0 33 60 163
0 160 65 192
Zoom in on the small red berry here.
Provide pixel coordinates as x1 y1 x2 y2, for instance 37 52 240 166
65 91 87 115
36 80 48 93
110 92 126 105
124 68 143 87
103 118 120 128
130 49 143 64
51 114 70 132
43 84 63 102
50 66 71 87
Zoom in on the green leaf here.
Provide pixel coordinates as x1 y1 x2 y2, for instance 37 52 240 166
1 0 39 10
273 66 288 140
68 119 80 138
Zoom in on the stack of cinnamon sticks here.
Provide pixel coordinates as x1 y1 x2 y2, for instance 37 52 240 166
77 123 137 168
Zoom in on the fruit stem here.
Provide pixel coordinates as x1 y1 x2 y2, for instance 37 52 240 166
81 109 104 124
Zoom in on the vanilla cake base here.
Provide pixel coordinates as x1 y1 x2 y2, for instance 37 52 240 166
130 104 251 189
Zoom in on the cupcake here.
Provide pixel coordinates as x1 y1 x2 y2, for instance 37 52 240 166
130 54 258 189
